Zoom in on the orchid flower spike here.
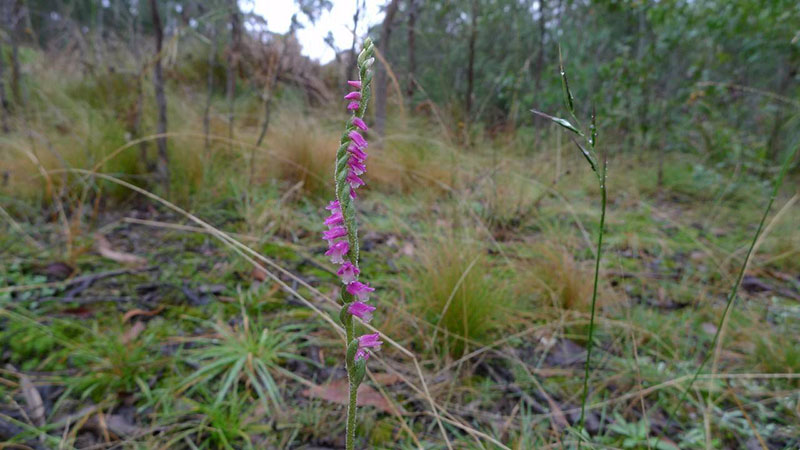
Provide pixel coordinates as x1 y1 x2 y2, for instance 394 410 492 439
322 36 377 450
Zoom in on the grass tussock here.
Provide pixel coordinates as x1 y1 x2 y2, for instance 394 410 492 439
370 133 459 193
409 235 503 357
260 113 339 198
512 243 619 341
518 244 594 312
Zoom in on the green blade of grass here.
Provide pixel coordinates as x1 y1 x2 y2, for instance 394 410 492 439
531 109 584 137
656 142 799 444
215 356 246 405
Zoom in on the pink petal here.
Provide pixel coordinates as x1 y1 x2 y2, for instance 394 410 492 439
324 211 343 227
347 281 374 301
352 117 368 131
348 145 368 161
322 226 347 244
325 200 341 212
348 159 366 176
347 301 376 322
346 172 365 189
355 348 370 361
357 332 382 349
337 261 360 284
348 131 368 148
324 240 349 264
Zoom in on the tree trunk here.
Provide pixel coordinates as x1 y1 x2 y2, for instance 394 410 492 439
465 0 478 141
0 42 9 133
10 0 23 107
226 0 241 152
130 8 149 170
346 1 363 86
636 6 651 149
766 52 796 160
256 22 295 149
374 0 400 137
252 23 296 187
406 0 416 100
204 23 216 160
534 0 546 94
149 0 169 193
134 72 147 166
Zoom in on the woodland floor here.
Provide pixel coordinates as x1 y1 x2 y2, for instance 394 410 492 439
2 150 800 449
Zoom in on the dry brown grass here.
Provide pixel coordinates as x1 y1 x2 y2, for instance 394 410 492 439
513 243 619 322
407 235 504 357
369 128 461 194
257 113 338 197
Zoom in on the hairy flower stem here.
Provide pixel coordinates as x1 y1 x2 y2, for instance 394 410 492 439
344 315 356 450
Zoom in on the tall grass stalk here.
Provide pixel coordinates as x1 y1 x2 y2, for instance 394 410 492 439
657 142 799 441
532 47 607 442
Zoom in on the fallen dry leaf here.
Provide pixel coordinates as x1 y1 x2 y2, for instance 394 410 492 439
84 413 141 438
400 242 415 257
122 321 146 344
701 322 718 335
62 306 94 317
251 265 269 282
301 378 398 414
541 390 568 430
19 372 45 427
371 373 403 386
40 261 75 280
95 234 146 266
123 306 165 323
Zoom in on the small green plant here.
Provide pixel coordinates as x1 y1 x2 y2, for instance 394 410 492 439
179 313 310 413
186 388 269 449
605 413 677 450
0 311 77 371
65 322 162 402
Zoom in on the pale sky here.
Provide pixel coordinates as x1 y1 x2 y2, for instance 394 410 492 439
248 0 385 64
